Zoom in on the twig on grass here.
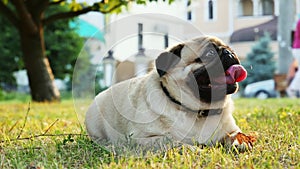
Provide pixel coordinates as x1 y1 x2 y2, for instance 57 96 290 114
0 133 88 143
16 102 31 139
8 120 19 132
0 102 88 144
42 119 59 135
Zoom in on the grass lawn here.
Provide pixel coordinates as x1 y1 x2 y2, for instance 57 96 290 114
0 98 299 168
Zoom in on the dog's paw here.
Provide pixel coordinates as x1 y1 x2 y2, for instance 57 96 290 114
228 132 256 152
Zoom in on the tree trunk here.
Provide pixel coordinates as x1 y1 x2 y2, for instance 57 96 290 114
19 22 60 102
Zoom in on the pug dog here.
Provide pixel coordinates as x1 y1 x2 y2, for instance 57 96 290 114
85 36 254 150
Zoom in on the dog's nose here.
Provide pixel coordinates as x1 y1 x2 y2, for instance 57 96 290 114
222 49 230 55
222 49 234 59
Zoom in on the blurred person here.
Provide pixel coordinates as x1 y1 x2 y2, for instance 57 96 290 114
287 59 298 86
287 19 300 98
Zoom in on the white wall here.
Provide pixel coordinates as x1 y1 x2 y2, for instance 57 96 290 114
105 0 202 61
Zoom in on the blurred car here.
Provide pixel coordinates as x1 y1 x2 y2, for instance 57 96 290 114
243 79 278 99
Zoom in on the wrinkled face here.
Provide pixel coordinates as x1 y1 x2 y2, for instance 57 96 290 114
185 43 243 102
156 36 247 103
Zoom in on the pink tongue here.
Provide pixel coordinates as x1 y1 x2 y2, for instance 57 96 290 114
225 65 247 84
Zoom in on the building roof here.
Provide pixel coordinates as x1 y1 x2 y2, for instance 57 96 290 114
230 16 277 43
70 19 105 42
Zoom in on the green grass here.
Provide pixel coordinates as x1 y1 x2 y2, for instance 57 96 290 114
0 98 299 168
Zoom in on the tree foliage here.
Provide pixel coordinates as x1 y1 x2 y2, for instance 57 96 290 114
45 5 84 81
0 0 174 101
0 15 21 88
0 5 83 90
241 33 276 88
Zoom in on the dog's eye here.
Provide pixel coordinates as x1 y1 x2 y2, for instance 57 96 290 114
206 49 216 57
197 49 217 63
202 49 217 62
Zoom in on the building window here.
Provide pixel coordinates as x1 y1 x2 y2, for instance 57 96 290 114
187 11 192 20
261 0 274 15
208 0 213 20
187 0 192 20
138 23 143 50
239 0 253 16
205 0 217 21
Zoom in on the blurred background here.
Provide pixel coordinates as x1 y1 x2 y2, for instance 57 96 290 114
0 0 299 102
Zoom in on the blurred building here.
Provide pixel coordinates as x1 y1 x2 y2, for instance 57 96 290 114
100 0 300 86
192 0 280 59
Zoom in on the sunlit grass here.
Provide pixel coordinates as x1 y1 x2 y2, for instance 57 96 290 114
0 98 299 168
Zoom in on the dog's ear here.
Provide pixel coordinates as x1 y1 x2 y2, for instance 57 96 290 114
155 44 184 77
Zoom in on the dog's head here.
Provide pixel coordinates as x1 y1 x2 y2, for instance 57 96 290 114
156 36 247 104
